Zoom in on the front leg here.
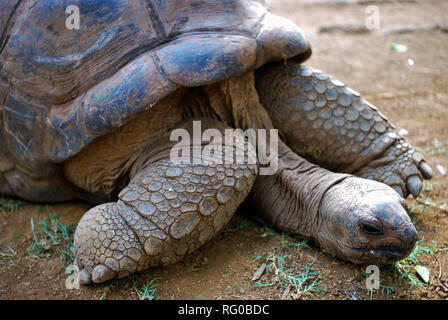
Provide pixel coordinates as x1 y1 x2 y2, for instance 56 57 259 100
255 62 432 198
74 120 257 284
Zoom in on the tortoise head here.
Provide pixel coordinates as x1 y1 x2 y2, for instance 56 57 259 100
317 177 417 264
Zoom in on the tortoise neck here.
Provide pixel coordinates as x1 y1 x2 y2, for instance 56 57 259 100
249 140 350 241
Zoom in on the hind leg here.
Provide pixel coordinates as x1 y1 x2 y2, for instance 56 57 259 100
73 120 257 284
255 62 432 198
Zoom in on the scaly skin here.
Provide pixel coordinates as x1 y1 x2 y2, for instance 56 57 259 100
255 62 432 198
74 120 258 283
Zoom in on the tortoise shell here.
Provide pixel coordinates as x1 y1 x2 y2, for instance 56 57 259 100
0 0 310 201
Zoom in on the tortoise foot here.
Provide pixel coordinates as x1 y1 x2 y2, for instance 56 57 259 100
74 202 148 284
354 138 433 198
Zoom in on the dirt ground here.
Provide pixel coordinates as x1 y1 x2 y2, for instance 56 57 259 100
1 0 447 300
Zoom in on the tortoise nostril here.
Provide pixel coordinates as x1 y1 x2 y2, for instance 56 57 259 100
360 222 384 236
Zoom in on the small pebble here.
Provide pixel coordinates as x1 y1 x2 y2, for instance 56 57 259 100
251 263 267 282
436 164 447 176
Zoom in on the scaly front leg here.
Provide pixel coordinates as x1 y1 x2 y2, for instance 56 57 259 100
74 120 257 284
255 62 432 198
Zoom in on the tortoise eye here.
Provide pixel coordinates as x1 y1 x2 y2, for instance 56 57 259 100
360 221 384 236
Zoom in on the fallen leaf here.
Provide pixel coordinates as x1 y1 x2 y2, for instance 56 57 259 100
415 265 430 283
388 41 408 53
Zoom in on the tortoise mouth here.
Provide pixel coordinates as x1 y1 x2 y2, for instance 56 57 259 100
347 243 412 264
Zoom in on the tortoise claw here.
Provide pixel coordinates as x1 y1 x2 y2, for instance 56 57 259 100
92 264 116 284
406 175 423 199
79 268 93 285
419 161 433 180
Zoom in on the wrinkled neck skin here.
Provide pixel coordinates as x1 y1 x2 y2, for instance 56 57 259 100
249 148 334 250
250 141 349 239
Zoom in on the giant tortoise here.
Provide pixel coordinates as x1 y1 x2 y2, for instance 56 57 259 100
0 0 433 284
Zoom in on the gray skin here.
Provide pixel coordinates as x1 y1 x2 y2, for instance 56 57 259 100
0 1 432 285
